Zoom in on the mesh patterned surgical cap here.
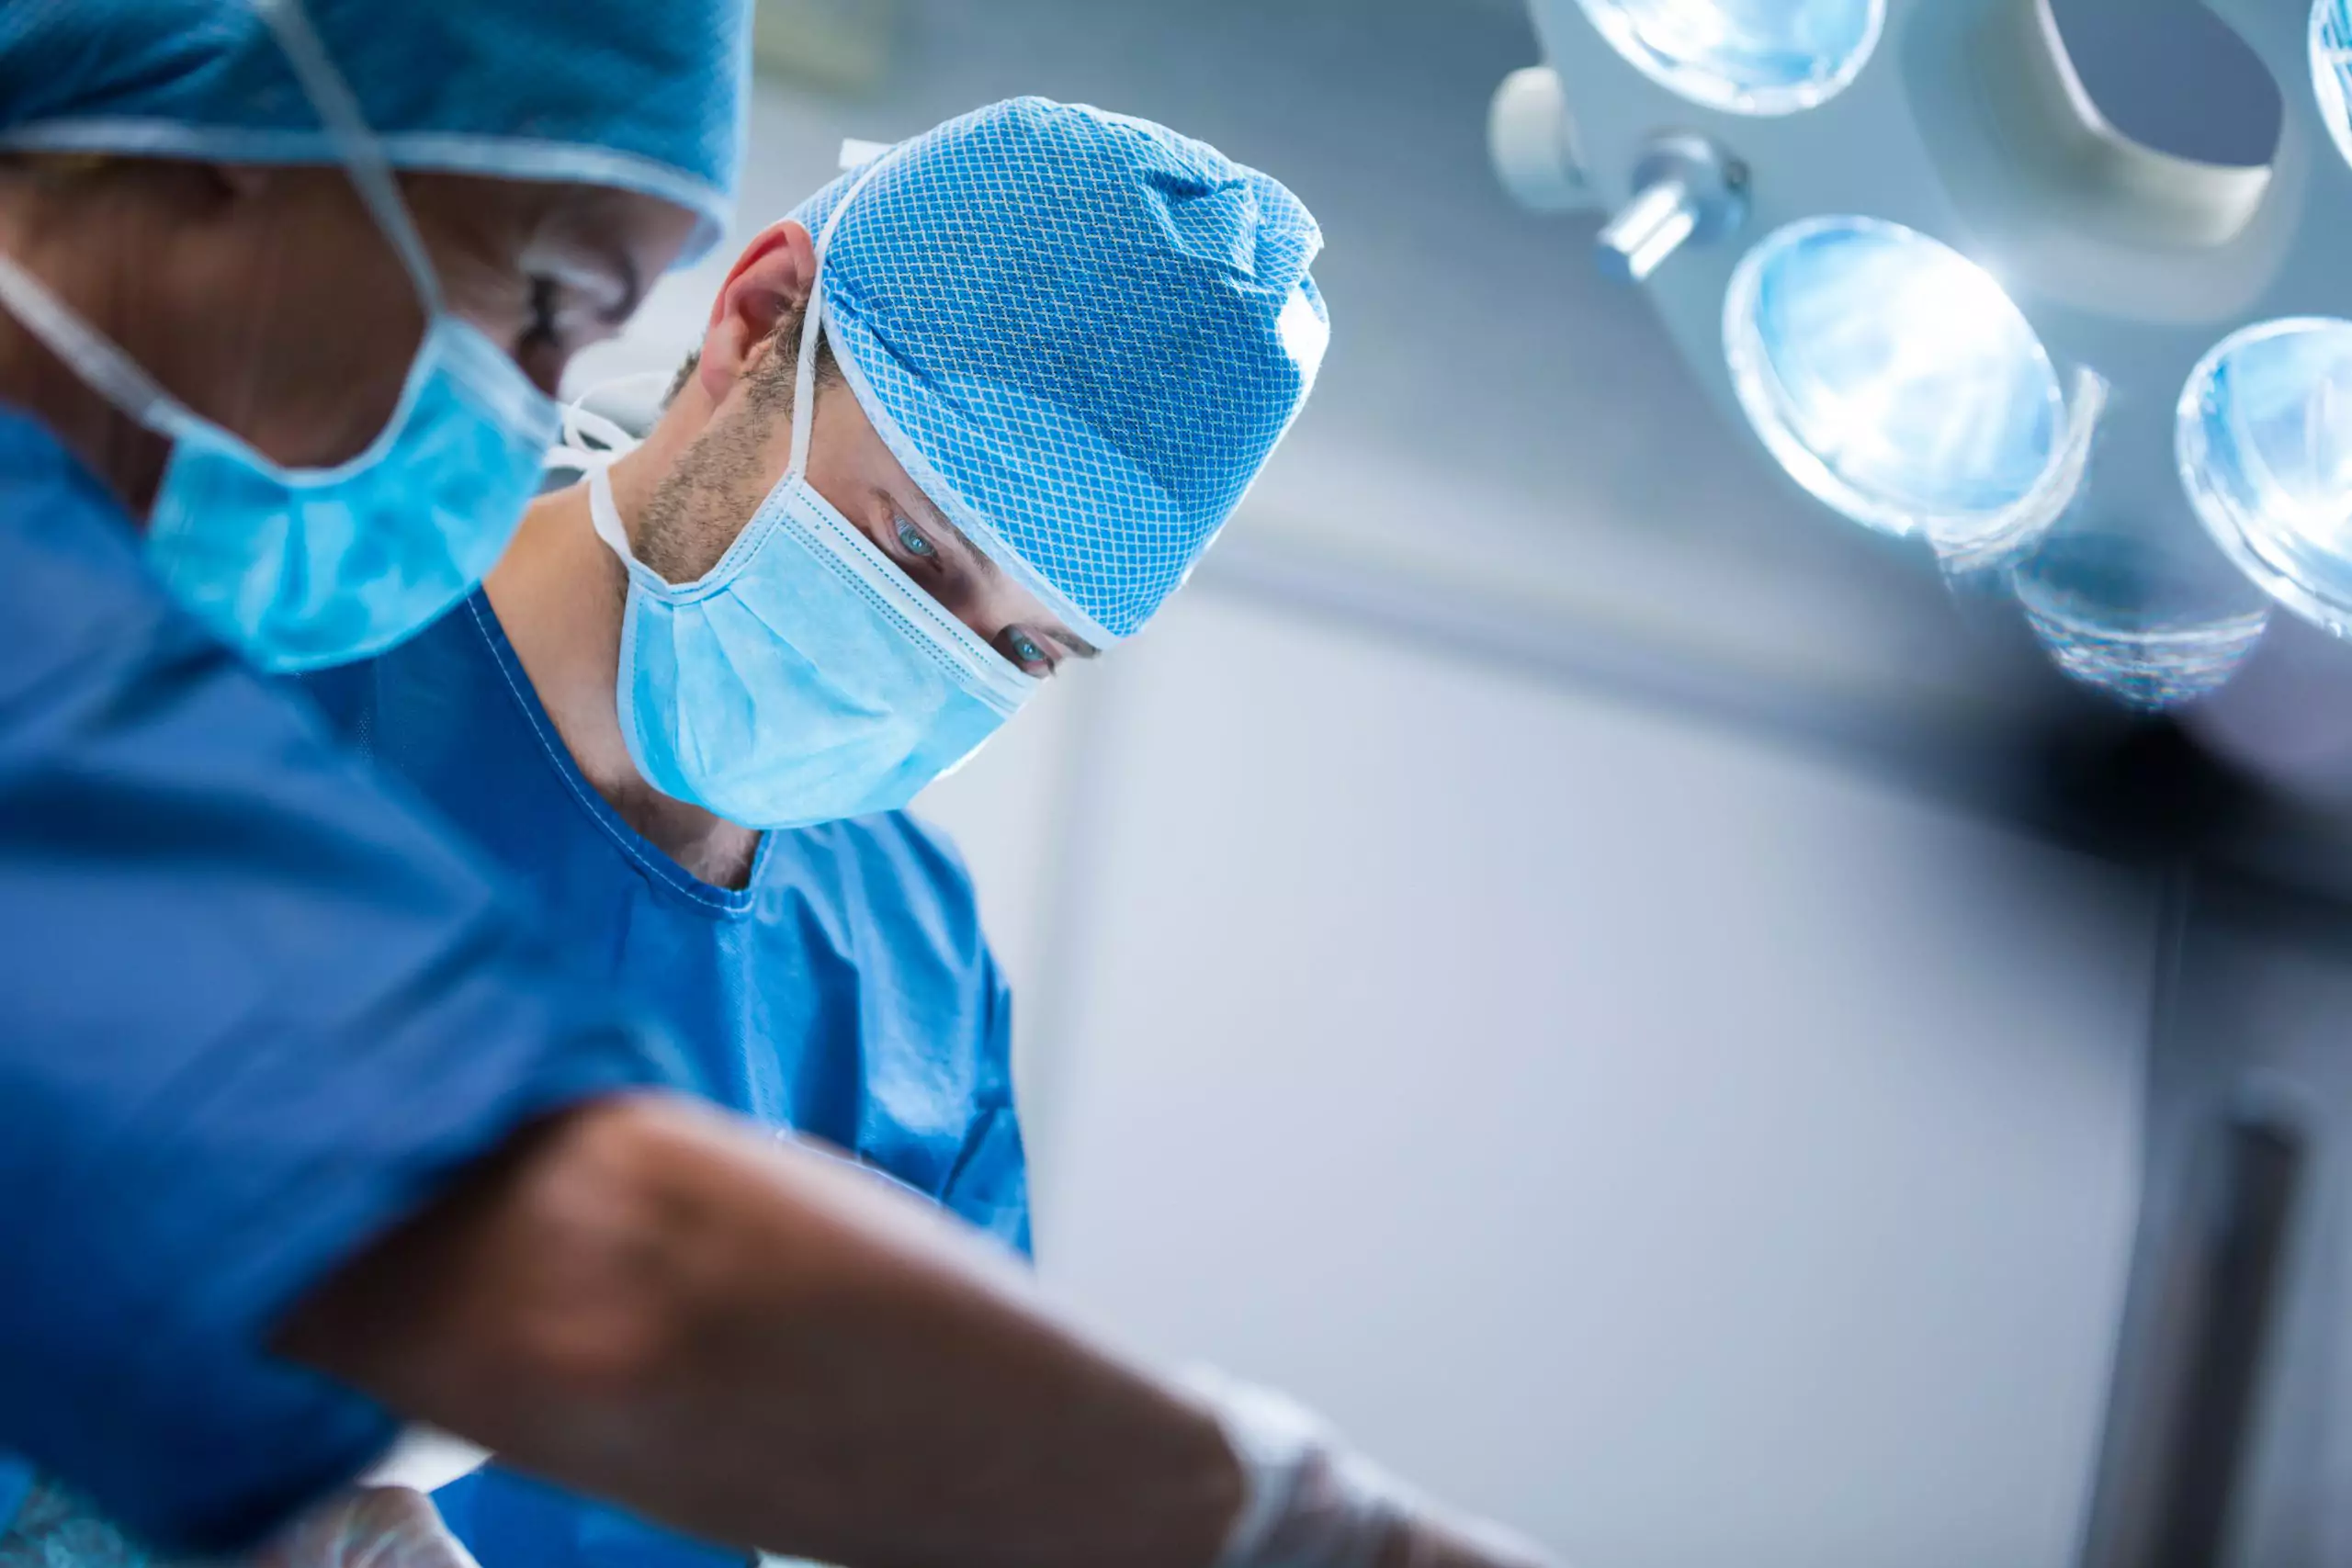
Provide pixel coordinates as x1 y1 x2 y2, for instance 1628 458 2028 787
796 96 1329 644
0 0 750 260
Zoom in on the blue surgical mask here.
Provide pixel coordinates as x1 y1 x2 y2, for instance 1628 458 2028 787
584 310 1036 829
0 5 558 672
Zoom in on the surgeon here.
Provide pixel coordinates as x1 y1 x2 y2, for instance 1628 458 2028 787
291 97 1321 1568
0 5 1555 1567
0 0 731 1551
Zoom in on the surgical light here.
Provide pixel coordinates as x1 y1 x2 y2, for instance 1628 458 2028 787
1722 217 2076 556
2013 527 2271 711
2179 317 2352 638
1572 0 1883 117
2313 0 2352 176
1487 0 2349 711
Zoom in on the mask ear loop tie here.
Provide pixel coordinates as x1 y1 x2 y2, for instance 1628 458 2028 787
787 150 905 482
251 0 444 312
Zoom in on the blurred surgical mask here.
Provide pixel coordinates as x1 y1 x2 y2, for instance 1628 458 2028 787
0 2 557 671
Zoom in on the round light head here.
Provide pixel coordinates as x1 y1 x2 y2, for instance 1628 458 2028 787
1575 0 1884 116
2312 1 2352 173
2179 317 2352 637
1724 217 2078 556
2012 529 2268 710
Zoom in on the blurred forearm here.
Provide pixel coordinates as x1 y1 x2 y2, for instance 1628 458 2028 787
275 1094 1242 1568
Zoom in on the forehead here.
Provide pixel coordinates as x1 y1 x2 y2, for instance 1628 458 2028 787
808 371 947 522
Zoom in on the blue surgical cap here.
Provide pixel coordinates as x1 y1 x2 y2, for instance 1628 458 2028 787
795 97 1329 644
0 0 749 261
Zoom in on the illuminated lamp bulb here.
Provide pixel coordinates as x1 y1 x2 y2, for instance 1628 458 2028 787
1724 216 2081 560
2180 317 2352 638
1574 0 1883 114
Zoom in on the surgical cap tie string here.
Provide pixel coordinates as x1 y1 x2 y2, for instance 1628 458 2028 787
549 394 644 566
543 369 683 482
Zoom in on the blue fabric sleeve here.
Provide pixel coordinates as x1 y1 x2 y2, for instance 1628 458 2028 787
865 814 1033 1260
938 958 1033 1259
0 1459 29 1538
0 412 683 1554
435 1470 746 1568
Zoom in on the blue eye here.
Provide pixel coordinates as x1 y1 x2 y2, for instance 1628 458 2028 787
894 517 937 559
1009 630 1046 667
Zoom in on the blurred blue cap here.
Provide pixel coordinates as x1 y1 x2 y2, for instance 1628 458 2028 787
0 0 751 261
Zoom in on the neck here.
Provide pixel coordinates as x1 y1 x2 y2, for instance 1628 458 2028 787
0 181 171 517
485 441 763 890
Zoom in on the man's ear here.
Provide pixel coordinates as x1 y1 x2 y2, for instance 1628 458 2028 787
696 220 817 403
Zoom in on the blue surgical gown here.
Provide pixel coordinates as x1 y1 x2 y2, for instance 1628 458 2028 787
297 590 1030 1568
0 407 681 1552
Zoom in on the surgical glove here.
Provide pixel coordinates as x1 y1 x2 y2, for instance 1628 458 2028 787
1187 1371 1557 1568
0 1483 474 1568
362 1430 491 1495
250 1488 480 1568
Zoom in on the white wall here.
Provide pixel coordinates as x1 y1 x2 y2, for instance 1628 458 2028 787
919 588 2158 1568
